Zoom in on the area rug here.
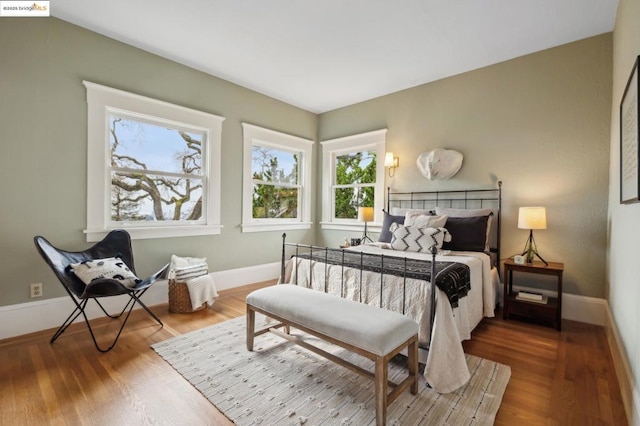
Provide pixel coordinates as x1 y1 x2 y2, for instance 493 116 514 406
152 316 510 425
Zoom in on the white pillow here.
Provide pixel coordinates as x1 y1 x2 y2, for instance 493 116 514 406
404 212 448 228
389 223 451 253
169 255 208 280
434 207 493 218
70 257 140 288
390 207 433 217
170 254 207 270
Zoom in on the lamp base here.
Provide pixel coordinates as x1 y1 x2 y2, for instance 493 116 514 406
361 221 373 244
521 229 548 265
361 235 374 243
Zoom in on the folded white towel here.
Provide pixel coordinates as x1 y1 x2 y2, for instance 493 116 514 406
174 263 209 281
185 274 218 310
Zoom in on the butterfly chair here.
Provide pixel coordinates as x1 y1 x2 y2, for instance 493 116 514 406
34 230 168 352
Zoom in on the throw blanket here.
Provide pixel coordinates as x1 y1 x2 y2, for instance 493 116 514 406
293 249 470 308
185 274 218 310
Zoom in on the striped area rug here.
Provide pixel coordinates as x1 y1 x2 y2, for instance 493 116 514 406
152 316 510 425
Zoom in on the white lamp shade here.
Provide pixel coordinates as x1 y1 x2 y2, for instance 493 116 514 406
358 206 374 222
384 152 396 168
518 207 547 230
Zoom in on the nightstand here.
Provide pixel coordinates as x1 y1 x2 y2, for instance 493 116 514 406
503 258 564 331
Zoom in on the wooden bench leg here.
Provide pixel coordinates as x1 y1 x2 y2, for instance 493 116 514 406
246 305 255 351
408 337 418 395
375 355 388 426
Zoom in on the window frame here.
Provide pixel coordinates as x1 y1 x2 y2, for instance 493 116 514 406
320 129 387 231
84 81 225 242
241 123 314 233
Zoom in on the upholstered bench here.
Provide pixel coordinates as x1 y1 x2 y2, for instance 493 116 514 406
246 284 419 426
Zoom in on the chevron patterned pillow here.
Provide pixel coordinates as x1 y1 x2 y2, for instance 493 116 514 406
388 223 451 252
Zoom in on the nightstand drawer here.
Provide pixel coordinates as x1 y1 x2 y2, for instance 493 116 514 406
507 297 557 319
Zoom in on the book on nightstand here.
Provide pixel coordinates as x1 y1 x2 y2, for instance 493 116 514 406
516 291 548 304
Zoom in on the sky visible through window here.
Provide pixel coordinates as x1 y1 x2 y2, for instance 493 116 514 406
251 146 298 184
109 115 205 222
110 116 204 174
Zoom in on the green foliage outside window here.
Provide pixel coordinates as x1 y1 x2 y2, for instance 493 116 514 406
334 151 376 219
252 146 299 219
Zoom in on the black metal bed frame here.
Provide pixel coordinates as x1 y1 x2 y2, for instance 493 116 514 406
280 181 502 349
386 180 502 269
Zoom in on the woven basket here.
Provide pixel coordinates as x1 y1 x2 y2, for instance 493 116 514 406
168 280 206 313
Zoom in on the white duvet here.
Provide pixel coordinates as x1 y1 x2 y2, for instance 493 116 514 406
283 244 496 393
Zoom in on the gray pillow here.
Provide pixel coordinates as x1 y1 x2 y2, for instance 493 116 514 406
378 210 405 243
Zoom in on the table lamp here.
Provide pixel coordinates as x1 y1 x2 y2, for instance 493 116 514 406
518 206 548 265
358 206 374 243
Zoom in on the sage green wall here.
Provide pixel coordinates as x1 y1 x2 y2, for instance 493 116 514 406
0 18 613 311
0 18 317 307
318 34 612 299
608 0 640 419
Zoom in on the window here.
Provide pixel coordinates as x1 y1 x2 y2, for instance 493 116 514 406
84 81 224 242
242 123 313 232
334 150 377 219
321 129 386 230
109 115 205 223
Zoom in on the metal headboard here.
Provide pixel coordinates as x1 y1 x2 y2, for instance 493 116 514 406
387 181 502 268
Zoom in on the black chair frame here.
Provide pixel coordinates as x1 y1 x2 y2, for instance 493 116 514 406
34 230 168 352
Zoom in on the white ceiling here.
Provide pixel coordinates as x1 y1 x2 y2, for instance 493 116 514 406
52 0 618 113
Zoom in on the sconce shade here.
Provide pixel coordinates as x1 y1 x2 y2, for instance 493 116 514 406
384 152 396 168
518 207 547 230
384 152 399 177
358 206 374 222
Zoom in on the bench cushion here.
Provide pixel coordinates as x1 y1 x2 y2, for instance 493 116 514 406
247 284 418 356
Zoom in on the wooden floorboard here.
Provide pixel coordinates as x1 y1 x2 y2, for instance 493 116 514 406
0 281 628 425
464 314 628 425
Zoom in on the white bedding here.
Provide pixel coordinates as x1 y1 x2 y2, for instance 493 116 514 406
283 244 496 393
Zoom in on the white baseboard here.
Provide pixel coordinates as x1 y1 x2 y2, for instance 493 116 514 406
0 265 608 340
562 293 607 325
0 262 280 341
605 303 640 426
499 285 607 326
210 261 280 291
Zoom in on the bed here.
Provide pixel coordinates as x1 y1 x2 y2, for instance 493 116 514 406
280 182 502 393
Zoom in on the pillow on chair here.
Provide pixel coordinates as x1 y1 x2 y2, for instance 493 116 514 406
70 257 140 288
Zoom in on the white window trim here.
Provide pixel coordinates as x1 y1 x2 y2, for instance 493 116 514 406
241 123 314 233
83 81 225 242
320 129 387 232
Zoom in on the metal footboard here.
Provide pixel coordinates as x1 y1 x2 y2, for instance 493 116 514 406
280 233 437 347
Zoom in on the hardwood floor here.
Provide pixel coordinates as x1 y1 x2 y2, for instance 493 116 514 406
463 312 627 425
0 282 628 425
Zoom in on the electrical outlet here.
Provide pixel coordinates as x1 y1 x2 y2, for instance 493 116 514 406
30 283 43 298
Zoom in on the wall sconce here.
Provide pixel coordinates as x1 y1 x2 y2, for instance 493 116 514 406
518 206 548 265
384 152 399 177
358 206 374 243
